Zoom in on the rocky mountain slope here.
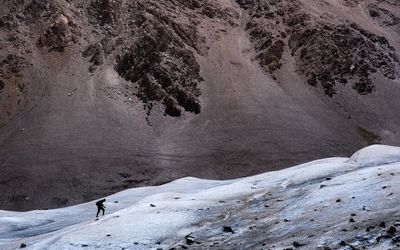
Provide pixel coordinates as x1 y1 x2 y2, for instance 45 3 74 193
0 0 399 211
1 145 399 250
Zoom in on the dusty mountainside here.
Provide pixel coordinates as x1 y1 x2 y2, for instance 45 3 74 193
0 0 399 211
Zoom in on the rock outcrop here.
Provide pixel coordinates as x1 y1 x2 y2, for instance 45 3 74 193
84 0 234 116
237 0 399 96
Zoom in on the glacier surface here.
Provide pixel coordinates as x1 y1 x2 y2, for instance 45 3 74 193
1 145 400 249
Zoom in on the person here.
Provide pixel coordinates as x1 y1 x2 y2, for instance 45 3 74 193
96 199 106 217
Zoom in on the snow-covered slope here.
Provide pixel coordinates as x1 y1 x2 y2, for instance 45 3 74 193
1 145 400 250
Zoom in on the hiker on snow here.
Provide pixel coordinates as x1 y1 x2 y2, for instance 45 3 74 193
96 199 106 217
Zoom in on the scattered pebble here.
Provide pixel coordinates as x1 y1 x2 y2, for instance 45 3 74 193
292 241 304 247
223 226 235 234
392 236 400 243
387 226 396 234
376 234 391 242
186 235 198 245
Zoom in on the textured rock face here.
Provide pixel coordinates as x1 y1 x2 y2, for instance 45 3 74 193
36 13 79 53
84 0 233 117
0 4 27 126
0 0 233 125
113 21 202 116
0 53 27 125
290 23 398 96
237 0 400 96
88 0 122 26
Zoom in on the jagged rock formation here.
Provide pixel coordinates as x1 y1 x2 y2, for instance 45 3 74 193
0 0 234 124
237 0 399 96
85 0 234 116
0 0 399 211
83 0 237 116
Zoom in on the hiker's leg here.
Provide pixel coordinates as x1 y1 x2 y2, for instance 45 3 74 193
96 208 100 217
102 208 105 215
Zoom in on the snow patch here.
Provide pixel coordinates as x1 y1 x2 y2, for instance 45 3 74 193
0 145 399 250
347 145 400 166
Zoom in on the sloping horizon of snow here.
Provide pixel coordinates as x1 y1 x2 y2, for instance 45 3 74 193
1 145 400 250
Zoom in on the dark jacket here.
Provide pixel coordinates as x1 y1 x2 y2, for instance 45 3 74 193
96 200 105 208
